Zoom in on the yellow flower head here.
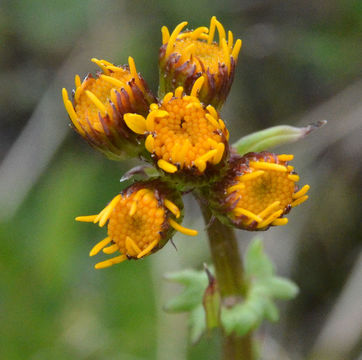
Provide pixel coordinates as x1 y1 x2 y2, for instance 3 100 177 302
62 57 156 160
123 78 229 178
210 152 310 230
159 17 242 109
76 181 198 269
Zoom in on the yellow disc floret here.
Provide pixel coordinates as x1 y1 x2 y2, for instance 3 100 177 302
215 152 310 230
124 79 229 174
75 183 198 269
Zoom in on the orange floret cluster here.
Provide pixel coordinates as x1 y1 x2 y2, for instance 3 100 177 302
159 17 242 109
76 183 198 269
212 152 310 230
172 37 228 74
124 79 228 175
107 189 166 257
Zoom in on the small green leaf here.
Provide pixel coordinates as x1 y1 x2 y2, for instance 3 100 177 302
232 121 327 155
263 299 279 322
221 303 258 336
164 269 209 312
264 277 299 300
244 237 274 278
189 305 206 344
220 238 299 336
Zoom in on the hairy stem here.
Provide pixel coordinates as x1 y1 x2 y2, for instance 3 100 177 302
197 197 253 360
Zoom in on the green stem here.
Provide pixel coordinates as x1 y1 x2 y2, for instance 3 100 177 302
197 197 253 360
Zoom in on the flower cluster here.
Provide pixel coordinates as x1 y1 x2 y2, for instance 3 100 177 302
62 18 309 269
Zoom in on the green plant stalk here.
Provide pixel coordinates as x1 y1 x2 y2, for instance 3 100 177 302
197 198 253 360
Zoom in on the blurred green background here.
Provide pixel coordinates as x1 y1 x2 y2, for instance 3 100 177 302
0 0 361 359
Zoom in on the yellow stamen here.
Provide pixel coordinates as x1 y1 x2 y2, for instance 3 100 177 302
166 21 188 58
257 209 283 229
124 113 147 134
99 195 121 227
231 39 242 60
278 154 294 162
287 165 294 172
137 239 159 259
162 26 170 44
103 244 119 255
74 74 81 89
186 102 202 110
205 113 220 128
75 215 97 222
145 134 155 153
291 195 309 207
171 142 182 163
221 38 231 73
158 159 178 173
191 26 209 39
129 189 150 216
215 18 226 45
175 86 184 98
146 110 169 132
95 255 127 269
129 201 137 216
62 88 84 135
163 92 174 105
89 237 112 257
207 137 219 148
126 236 142 255
288 174 300 182
212 142 225 164
234 208 263 222
219 119 226 131
228 30 234 50
110 255 128 264
250 161 287 172
100 74 125 89
293 184 310 199
272 218 289 226
257 201 281 219
93 206 107 224
208 16 217 44
240 170 265 181
85 90 107 116
169 219 198 236
164 199 181 218
179 139 190 166
105 65 124 72
206 105 218 119
150 103 159 111
227 183 245 193
194 149 218 172
91 58 110 74
128 56 142 89
94 260 114 269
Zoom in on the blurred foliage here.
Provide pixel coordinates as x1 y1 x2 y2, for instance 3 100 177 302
0 0 361 359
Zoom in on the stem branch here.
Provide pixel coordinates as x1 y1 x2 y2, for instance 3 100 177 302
197 197 253 360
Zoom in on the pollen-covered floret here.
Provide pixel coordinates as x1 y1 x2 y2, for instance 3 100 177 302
62 57 155 160
75 181 197 269
209 152 310 230
159 16 242 109
124 78 229 178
